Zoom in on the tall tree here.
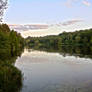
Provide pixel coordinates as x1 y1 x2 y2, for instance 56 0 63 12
0 0 8 22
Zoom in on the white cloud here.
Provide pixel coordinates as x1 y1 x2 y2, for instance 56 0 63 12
82 0 91 6
66 0 91 7
65 0 79 7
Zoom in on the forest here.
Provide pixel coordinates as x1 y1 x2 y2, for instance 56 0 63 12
0 24 24 92
26 28 92 48
26 29 92 58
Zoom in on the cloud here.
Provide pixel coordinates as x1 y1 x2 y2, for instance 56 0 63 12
82 0 91 6
49 19 83 27
65 0 72 8
65 0 91 7
62 19 83 26
65 0 79 7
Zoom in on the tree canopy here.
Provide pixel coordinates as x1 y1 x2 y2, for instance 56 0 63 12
26 28 92 48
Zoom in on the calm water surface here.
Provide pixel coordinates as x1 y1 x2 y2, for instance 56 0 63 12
15 49 92 92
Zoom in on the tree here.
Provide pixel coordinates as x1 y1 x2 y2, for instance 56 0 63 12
75 35 81 43
90 37 92 45
0 0 8 22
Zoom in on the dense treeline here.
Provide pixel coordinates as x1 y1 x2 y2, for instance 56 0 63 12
26 28 92 48
0 24 24 92
26 29 92 58
0 24 25 59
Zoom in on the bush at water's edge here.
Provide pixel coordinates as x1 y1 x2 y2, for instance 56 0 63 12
0 64 22 92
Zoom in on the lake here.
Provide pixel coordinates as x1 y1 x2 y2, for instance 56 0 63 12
15 48 92 92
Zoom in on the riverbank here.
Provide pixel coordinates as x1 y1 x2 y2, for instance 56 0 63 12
0 24 24 92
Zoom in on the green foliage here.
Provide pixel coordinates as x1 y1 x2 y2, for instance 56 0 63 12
0 24 24 92
0 24 24 57
0 64 22 92
26 28 92 49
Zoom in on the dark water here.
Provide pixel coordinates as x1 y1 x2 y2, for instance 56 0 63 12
15 47 92 92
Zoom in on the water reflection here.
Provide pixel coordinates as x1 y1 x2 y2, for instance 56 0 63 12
28 46 92 59
15 46 92 92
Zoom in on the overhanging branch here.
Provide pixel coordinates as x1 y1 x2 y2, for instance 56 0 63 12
0 0 8 22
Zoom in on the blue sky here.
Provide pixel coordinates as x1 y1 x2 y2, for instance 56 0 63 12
3 0 92 37
4 0 92 24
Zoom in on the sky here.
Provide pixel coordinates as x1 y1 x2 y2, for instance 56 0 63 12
3 0 92 37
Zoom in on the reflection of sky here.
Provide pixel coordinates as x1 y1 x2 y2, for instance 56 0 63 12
15 49 92 92
21 49 92 64
4 0 92 37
